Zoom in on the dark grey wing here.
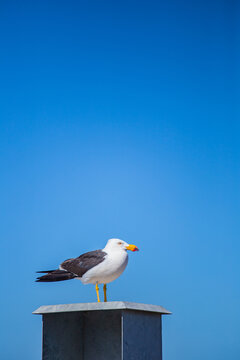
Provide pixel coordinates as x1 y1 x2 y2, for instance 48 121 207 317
60 250 107 277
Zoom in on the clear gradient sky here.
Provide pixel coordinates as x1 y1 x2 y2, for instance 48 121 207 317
0 1 239 359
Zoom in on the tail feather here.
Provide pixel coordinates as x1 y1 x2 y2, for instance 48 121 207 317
36 269 77 282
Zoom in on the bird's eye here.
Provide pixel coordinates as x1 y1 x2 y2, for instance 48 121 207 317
118 241 122 245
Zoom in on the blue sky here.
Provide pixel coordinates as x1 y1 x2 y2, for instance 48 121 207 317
0 1 239 359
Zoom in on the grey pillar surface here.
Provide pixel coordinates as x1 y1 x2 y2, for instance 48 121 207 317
33 301 171 360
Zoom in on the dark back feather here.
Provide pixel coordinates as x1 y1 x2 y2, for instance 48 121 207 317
36 270 76 282
60 250 107 277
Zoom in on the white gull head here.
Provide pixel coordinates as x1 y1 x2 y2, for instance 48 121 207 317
103 238 139 252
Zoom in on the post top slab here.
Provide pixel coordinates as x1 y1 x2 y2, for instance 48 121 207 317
33 301 171 315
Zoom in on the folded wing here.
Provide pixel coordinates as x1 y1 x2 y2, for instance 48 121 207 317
60 250 107 277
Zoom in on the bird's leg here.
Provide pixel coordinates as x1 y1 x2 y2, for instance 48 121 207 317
103 284 107 302
95 283 101 302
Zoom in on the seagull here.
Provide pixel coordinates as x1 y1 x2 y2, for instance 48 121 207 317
36 238 139 302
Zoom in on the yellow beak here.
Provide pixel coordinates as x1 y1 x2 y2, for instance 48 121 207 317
126 244 139 252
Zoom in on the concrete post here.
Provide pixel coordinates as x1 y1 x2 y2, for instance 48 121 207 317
33 301 171 360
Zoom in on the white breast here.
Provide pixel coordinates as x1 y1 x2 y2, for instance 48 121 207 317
80 249 128 285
